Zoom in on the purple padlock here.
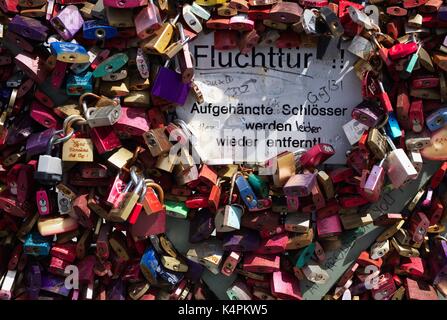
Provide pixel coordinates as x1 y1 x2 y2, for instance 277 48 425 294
151 66 190 106
26 128 56 157
9 15 48 42
108 279 125 300
185 259 205 283
50 5 84 41
40 273 71 297
349 281 367 296
438 6 447 21
78 255 96 284
189 209 215 243
26 263 42 300
222 229 261 252
7 115 35 145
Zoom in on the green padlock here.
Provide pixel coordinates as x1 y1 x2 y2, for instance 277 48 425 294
247 173 269 198
296 242 316 268
165 200 189 219
92 53 129 78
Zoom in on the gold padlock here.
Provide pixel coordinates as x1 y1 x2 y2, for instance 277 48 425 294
123 91 151 107
99 79 130 97
108 147 133 169
109 230 131 261
143 15 179 54
161 256 189 272
367 128 388 159
62 138 94 162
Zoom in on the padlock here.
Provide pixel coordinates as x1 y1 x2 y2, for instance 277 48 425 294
108 176 144 222
9 15 48 41
363 158 386 200
143 128 172 157
50 5 84 41
82 20 118 40
384 133 418 188
72 193 96 229
92 53 128 78
66 71 93 96
36 188 53 216
114 107 149 138
409 211 430 243
37 216 78 237
404 278 438 300
215 204 243 232
283 173 316 198
300 144 335 167
81 93 122 128
317 214 342 238
34 134 63 185
271 271 302 300
366 128 387 160
90 126 121 155
221 251 241 276
151 60 191 106
284 213 310 233
134 1 162 39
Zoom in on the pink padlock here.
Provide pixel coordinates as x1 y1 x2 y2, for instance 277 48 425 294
14 52 48 84
51 61 67 89
134 2 162 39
30 102 59 129
317 214 342 238
35 89 55 109
371 273 396 300
271 271 302 300
106 174 127 207
243 254 280 273
255 233 288 254
113 107 150 138
230 14 255 31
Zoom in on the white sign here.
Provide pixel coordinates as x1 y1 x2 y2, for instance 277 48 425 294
177 33 363 164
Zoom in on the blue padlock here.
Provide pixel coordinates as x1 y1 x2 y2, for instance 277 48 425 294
23 232 51 256
156 265 183 286
140 248 159 284
66 71 93 96
83 20 118 40
386 112 402 139
50 42 90 64
426 107 447 132
234 174 258 210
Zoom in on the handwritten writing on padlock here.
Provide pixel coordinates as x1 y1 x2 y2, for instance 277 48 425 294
62 138 94 162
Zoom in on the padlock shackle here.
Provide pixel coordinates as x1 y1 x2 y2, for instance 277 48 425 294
145 179 164 204
229 171 243 205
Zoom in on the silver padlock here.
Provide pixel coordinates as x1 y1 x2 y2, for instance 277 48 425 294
34 134 65 185
348 6 375 30
302 9 318 34
370 240 390 260
408 150 423 173
302 261 330 284
364 5 379 27
84 99 122 128
215 204 243 233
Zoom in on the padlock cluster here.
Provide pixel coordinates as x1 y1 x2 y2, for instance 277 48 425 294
0 0 446 301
